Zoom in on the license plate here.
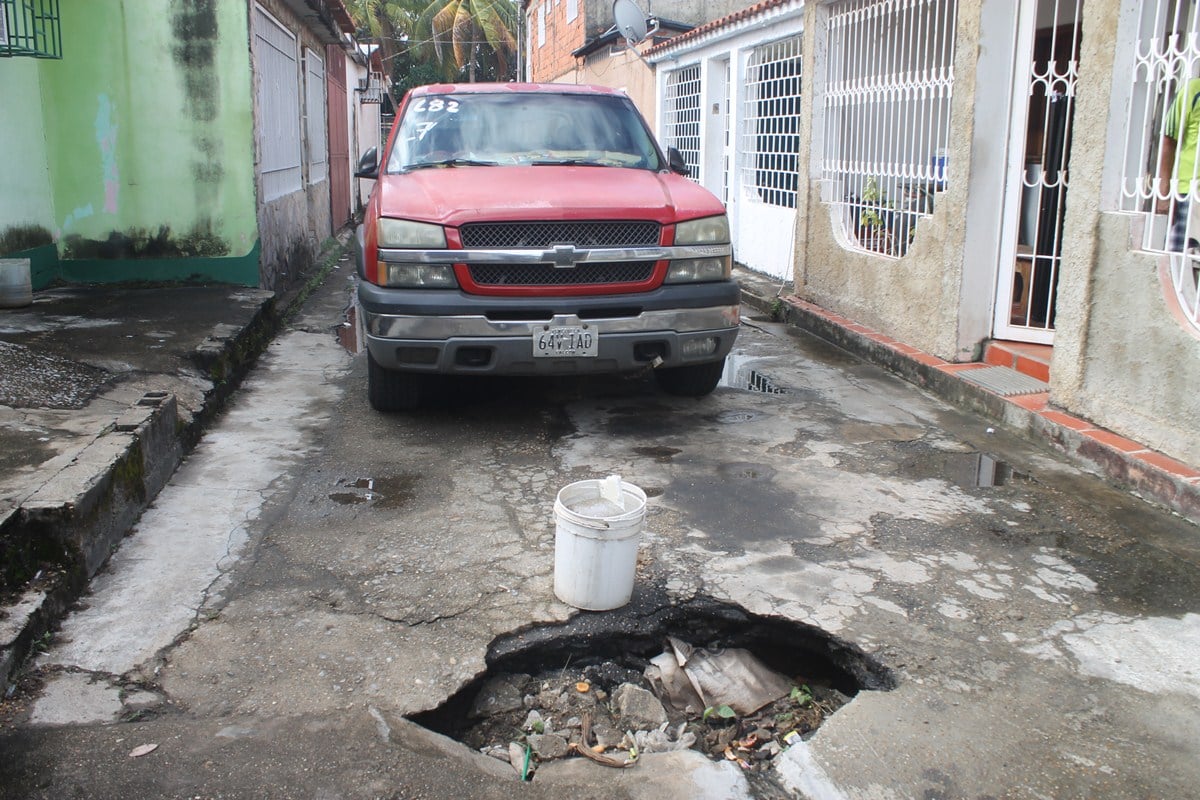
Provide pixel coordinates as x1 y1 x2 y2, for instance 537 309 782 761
533 325 597 358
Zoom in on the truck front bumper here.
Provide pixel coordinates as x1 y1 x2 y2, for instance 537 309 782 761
358 282 740 376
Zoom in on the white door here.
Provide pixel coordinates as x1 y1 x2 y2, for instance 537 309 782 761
993 0 1082 343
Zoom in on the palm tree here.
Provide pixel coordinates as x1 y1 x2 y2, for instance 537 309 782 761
417 0 518 82
346 0 421 67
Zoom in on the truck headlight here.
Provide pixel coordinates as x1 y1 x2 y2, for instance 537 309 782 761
674 215 730 245
378 218 447 248
668 215 732 283
666 257 730 283
374 219 456 287
381 263 458 288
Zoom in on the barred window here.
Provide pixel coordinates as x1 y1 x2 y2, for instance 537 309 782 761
821 0 958 258
1121 0 1200 331
741 36 803 208
664 65 702 182
304 47 328 185
253 5 302 201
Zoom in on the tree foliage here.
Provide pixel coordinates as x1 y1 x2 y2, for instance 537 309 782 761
347 0 517 87
417 0 517 81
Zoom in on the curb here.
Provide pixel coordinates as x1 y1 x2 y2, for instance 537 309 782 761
0 235 351 690
736 272 1199 524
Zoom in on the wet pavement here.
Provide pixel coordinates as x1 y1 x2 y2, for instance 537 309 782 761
1 261 1198 798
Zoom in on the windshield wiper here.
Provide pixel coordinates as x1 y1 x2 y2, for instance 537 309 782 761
530 158 613 167
406 158 501 170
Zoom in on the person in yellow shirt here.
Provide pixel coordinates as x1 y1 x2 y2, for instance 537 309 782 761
1157 77 1200 250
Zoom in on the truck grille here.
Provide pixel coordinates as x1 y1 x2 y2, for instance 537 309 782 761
468 262 656 286
459 221 661 248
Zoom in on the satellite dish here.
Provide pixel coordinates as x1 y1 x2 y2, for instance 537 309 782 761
613 0 649 44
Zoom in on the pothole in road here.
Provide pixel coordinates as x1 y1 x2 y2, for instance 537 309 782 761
409 596 894 791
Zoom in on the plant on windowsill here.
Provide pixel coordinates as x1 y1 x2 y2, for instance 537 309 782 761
855 177 893 255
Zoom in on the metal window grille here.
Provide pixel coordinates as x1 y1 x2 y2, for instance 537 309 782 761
822 0 958 258
305 47 328 185
358 71 384 104
254 6 303 201
664 65 702 182
723 59 732 204
0 0 61 59
741 36 803 209
1121 0 1200 332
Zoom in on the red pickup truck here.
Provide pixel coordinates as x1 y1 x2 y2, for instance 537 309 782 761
354 83 740 411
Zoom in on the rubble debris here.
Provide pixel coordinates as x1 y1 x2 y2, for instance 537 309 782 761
658 637 793 716
454 638 851 782
612 682 668 729
470 673 530 718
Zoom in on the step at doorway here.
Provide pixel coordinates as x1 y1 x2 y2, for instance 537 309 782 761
984 340 1052 384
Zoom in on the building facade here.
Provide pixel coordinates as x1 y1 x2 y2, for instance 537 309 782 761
651 0 1200 470
0 0 366 291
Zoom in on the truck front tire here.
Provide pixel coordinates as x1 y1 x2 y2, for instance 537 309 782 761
368 352 425 412
654 359 726 398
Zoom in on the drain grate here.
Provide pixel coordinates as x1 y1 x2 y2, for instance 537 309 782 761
745 369 787 394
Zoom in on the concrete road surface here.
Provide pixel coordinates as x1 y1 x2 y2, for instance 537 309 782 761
2 270 1197 799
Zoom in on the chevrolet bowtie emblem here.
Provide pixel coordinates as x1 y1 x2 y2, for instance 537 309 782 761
545 244 579 269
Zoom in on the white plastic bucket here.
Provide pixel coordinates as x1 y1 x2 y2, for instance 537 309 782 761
0 259 32 309
553 477 647 611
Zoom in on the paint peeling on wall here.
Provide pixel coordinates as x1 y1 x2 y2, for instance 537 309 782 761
61 205 95 236
95 95 119 214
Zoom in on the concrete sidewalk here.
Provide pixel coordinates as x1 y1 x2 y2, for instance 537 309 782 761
0 241 352 685
734 266 1200 524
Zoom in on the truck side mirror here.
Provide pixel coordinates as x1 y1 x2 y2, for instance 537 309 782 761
667 147 690 177
355 147 379 179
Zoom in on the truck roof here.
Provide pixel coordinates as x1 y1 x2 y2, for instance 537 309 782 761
406 82 628 98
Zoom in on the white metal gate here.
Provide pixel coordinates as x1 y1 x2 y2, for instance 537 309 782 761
993 0 1082 343
664 65 702 181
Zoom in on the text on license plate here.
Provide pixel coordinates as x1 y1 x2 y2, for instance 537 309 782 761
533 325 597 358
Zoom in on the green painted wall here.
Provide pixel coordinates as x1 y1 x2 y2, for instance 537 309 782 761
0 58 55 238
37 0 259 285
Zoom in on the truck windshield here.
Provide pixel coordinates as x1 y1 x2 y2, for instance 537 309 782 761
386 92 664 172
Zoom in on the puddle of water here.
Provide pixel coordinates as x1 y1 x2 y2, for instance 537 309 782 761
948 453 1030 489
328 475 419 509
719 353 788 395
633 445 682 463
338 305 361 354
714 409 760 424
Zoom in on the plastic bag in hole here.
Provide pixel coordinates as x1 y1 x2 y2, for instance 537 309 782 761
626 722 697 754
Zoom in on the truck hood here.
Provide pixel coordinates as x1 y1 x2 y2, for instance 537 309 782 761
374 165 725 228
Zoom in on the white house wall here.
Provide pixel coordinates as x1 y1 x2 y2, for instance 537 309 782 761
651 3 806 280
1049 0 1200 467
347 57 380 210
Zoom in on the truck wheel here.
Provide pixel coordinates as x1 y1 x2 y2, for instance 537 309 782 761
654 359 726 398
368 352 425 412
